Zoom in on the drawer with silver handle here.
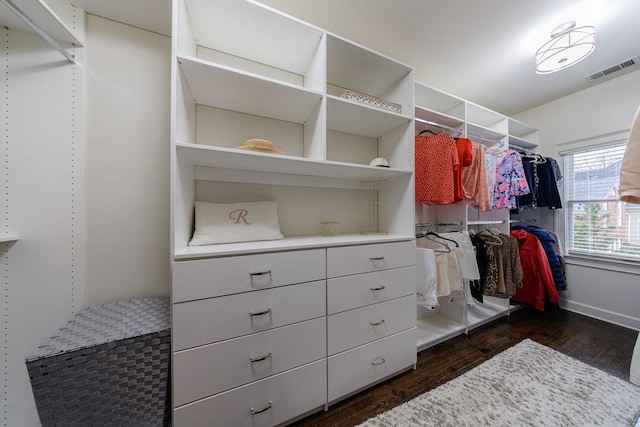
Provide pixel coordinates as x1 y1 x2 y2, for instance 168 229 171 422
172 280 326 351
326 241 415 278
327 295 416 355
173 317 326 406
173 359 327 427
172 248 325 302
327 266 415 314
327 328 416 403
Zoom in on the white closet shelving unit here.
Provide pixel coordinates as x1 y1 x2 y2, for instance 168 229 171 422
414 82 538 351
172 0 415 259
171 0 416 424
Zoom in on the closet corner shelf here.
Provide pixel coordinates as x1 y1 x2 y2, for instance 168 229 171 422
0 234 19 243
176 142 412 181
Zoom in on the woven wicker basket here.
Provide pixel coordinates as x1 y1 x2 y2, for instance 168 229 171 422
341 89 402 114
25 298 171 426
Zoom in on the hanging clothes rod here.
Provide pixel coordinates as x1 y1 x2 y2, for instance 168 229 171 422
415 221 463 227
466 132 503 145
1 0 76 64
509 144 536 154
415 118 463 134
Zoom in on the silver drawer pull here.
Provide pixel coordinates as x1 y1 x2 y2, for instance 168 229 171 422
249 308 272 316
370 256 385 261
250 401 273 415
371 357 386 366
370 319 386 326
250 270 272 277
250 352 272 363
370 285 386 291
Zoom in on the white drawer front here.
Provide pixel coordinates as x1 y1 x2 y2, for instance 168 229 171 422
327 241 415 278
327 266 416 314
327 295 416 355
173 280 326 351
328 328 416 403
174 360 327 427
172 249 325 302
173 317 326 406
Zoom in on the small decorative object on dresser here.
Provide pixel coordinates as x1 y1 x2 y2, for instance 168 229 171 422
320 221 340 236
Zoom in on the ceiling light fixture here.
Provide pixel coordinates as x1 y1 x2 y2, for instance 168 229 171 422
535 21 595 74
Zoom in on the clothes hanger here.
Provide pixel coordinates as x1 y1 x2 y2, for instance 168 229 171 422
417 233 451 253
419 231 459 247
418 128 437 136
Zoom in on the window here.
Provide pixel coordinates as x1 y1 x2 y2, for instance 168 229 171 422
563 141 640 261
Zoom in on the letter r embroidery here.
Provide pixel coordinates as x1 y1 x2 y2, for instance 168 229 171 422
229 209 252 225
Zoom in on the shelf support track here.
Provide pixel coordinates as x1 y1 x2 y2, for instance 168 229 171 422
1 0 76 64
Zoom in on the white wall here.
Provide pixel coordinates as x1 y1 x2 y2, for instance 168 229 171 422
1 17 85 427
1 11 170 426
84 15 171 306
515 69 640 331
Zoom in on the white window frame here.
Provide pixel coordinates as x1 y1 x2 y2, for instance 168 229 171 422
556 130 640 270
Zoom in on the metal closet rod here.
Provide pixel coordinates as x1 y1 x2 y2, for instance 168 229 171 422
1 0 76 64
415 117 462 134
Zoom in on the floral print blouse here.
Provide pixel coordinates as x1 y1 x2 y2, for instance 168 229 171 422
485 149 530 210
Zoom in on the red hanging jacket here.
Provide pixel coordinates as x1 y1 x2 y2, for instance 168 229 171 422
510 229 560 311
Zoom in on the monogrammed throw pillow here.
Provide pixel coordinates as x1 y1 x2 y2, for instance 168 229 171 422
188 201 284 246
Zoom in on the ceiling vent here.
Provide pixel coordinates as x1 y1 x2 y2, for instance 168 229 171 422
586 55 640 81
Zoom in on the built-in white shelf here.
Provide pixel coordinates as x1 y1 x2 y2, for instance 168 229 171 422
417 314 466 351
178 56 323 124
174 233 414 259
327 96 412 138
0 0 82 47
415 106 464 130
467 122 507 143
176 142 412 181
327 34 412 99
466 298 510 331
508 118 539 149
0 235 19 243
183 0 323 75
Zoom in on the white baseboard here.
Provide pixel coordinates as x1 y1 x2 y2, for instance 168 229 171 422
561 300 640 332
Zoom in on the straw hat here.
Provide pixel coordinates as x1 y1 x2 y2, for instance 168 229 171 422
235 139 285 155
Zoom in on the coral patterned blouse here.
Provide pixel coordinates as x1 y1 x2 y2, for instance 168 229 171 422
415 134 459 205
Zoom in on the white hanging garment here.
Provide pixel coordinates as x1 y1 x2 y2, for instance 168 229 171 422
438 231 481 280
416 248 438 309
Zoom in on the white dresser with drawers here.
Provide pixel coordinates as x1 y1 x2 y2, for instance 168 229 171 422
171 240 416 426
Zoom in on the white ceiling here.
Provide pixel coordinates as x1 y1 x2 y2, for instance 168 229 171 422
256 0 640 116
4 0 639 116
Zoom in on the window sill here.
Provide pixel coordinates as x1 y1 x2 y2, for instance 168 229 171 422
565 252 640 275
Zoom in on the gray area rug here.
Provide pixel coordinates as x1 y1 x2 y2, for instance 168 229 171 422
359 339 640 426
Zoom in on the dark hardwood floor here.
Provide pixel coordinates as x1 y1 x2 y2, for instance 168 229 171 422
292 307 639 427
